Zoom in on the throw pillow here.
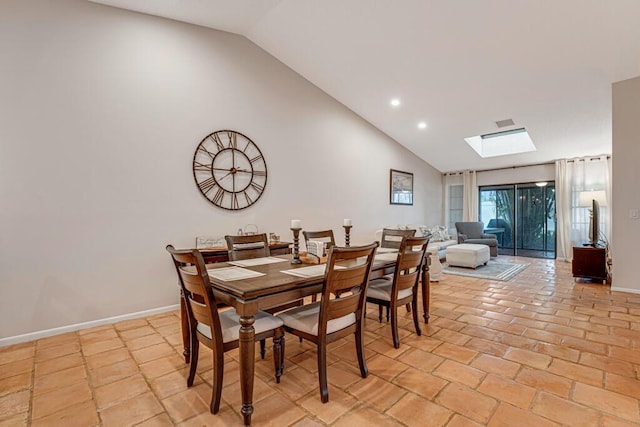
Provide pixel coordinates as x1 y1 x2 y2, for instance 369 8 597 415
428 226 449 242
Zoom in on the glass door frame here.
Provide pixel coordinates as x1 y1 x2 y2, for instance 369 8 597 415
479 182 556 259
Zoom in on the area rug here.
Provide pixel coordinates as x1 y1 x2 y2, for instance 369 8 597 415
442 260 529 281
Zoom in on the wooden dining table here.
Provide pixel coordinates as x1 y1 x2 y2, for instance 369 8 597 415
179 251 430 425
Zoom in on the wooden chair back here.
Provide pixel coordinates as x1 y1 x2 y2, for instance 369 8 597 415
318 243 378 335
166 245 223 346
391 236 430 297
303 230 336 250
381 228 416 249
225 233 270 261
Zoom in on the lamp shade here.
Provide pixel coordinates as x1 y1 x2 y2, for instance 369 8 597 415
578 190 608 207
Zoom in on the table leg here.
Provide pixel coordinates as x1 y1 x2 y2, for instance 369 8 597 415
180 289 190 364
239 314 256 426
421 263 430 324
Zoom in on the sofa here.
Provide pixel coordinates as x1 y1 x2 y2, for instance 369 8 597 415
375 225 457 260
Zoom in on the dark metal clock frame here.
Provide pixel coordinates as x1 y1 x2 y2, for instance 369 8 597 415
192 130 268 211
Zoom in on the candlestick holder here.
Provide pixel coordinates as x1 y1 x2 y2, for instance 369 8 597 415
343 225 352 247
291 227 302 264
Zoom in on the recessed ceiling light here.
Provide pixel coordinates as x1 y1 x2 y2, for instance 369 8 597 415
390 98 400 107
417 122 427 129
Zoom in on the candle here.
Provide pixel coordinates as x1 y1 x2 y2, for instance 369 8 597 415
291 219 301 229
343 218 352 227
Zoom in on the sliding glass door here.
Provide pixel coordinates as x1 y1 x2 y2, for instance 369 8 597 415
479 182 556 259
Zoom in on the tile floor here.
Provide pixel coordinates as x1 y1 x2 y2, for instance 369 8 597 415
2 256 640 426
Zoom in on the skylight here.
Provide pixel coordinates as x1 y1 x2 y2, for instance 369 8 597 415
464 128 536 158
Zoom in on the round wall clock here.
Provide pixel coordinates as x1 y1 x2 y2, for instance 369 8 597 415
192 130 267 210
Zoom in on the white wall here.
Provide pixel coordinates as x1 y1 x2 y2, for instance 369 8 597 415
612 76 640 293
0 0 442 339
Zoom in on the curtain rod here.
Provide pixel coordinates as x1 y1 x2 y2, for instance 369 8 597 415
445 155 611 175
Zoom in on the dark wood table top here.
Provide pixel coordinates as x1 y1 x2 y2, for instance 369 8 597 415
205 254 397 302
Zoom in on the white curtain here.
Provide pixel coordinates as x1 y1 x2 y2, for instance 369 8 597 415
463 170 478 221
555 156 611 261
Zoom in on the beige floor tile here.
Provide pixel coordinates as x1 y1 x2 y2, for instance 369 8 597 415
94 373 150 410
432 341 478 363
387 392 453 426
392 367 448 399
299 386 358 424
82 337 124 357
515 366 572 398
35 352 83 376
435 383 497 424
0 372 31 397
547 358 604 387
365 354 409 381
477 374 537 408
0 358 33 381
488 402 559 427
572 382 640 423
131 342 177 364
0 390 30 422
88 358 139 387
32 381 92 420
161 383 211 423
347 375 406 412
531 392 602 426
247 391 306 426
33 365 87 396
99 391 163 426
433 359 485 388
0 346 34 366
31 400 99 427
470 353 520 378
446 414 485 427
333 405 402 426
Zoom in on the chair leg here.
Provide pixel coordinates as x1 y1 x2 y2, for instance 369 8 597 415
210 349 224 414
378 305 383 322
260 339 266 359
390 303 400 349
187 335 199 387
355 322 368 379
412 294 422 337
273 331 285 383
405 303 411 312
386 306 390 322
317 343 329 403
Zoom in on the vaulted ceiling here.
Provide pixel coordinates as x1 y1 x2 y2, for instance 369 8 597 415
90 0 640 172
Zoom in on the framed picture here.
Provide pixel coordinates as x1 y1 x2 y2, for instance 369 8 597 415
390 169 413 205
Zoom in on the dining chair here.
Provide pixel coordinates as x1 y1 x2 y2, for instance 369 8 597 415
380 228 416 249
366 235 429 349
302 229 336 302
166 245 285 414
225 233 270 260
302 229 336 251
276 242 379 403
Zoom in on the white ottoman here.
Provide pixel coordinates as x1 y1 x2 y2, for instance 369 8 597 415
446 244 490 269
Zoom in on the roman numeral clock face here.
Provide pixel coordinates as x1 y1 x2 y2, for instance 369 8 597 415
192 130 267 210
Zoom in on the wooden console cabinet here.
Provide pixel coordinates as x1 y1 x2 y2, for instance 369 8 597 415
572 245 607 284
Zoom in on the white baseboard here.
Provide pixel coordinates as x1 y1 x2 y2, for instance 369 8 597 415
0 304 180 348
610 286 640 295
